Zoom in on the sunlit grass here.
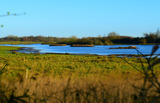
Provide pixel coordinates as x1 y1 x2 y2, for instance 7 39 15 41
0 41 41 45
0 46 160 102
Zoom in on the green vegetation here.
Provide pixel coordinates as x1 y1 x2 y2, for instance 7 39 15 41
0 46 160 102
71 44 94 47
109 46 137 49
49 44 67 46
1 29 160 46
0 41 41 45
0 46 137 80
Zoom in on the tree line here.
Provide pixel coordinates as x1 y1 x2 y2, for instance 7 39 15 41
0 31 160 45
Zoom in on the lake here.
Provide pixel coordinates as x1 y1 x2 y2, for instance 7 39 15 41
0 44 159 56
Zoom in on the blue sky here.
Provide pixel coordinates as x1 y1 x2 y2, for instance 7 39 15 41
0 0 160 38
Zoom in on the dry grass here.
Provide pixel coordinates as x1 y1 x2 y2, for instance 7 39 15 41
1 71 160 103
0 46 160 103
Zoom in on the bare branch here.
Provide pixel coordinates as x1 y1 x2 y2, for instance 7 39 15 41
0 12 26 17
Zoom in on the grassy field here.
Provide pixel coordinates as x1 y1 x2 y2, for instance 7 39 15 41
0 41 41 45
0 46 160 103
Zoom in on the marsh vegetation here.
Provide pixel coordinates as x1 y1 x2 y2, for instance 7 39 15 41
0 46 160 102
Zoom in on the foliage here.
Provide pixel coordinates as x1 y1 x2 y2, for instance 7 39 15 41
139 38 147 44
107 32 120 40
1 29 160 45
0 35 158 46
144 32 159 43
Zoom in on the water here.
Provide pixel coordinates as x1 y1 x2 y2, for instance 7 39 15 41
0 44 159 55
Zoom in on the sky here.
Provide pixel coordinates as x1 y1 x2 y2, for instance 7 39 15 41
0 0 160 38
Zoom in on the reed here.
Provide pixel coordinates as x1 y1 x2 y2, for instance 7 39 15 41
71 44 94 47
49 44 67 46
0 46 160 102
109 46 137 49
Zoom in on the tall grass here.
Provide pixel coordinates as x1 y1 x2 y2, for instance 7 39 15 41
0 46 160 102
0 73 141 103
122 45 160 102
